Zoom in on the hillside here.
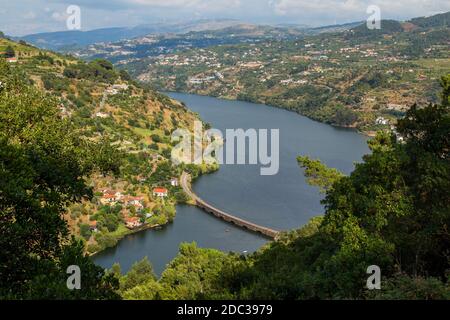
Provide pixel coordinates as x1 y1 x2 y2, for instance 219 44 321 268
16 19 245 51
130 12 450 134
0 37 213 254
110 75 450 300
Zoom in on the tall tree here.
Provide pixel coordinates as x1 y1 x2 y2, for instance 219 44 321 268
0 59 120 299
4 45 15 58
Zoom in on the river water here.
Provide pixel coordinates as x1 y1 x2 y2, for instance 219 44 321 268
93 93 370 275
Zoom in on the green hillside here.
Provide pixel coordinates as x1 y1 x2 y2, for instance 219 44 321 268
130 12 450 135
0 37 215 256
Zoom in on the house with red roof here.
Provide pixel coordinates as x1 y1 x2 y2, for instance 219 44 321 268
124 217 142 229
89 220 98 232
100 194 117 205
153 187 168 198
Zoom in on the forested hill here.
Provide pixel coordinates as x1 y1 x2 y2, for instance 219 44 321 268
0 37 212 298
133 11 449 134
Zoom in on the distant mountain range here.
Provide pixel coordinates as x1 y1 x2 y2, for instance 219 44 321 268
14 19 366 52
13 12 449 53
14 19 245 51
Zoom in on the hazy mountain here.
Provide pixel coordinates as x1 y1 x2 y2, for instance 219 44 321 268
16 19 243 51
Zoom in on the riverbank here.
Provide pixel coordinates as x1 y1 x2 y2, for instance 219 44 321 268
87 162 219 256
162 90 385 136
89 222 164 257
93 92 369 274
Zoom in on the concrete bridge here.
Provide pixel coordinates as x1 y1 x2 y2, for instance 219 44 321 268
181 172 280 239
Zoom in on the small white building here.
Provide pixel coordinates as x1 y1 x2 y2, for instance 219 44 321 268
170 178 179 187
375 117 389 125
95 112 110 118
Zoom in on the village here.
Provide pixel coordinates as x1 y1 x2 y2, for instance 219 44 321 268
136 28 448 133
90 177 179 232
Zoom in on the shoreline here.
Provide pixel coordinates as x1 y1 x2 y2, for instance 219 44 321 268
89 164 219 257
88 91 369 258
89 222 165 258
162 90 376 137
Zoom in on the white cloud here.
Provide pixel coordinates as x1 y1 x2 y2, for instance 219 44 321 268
130 0 241 11
23 11 37 19
270 0 450 22
1 0 449 36
51 11 67 22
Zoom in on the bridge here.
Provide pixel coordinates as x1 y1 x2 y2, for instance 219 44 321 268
181 172 281 239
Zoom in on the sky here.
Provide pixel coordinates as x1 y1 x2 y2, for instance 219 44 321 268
1 0 449 36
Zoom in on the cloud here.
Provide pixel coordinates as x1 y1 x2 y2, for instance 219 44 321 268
2 0 450 36
51 11 67 22
23 11 37 20
270 0 450 23
47 0 241 12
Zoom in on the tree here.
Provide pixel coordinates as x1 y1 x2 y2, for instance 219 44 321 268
119 69 132 81
119 257 157 293
0 59 120 299
4 45 15 58
297 156 344 192
121 74 449 300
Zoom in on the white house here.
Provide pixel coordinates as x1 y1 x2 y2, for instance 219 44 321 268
95 112 109 118
170 178 179 187
375 117 389 125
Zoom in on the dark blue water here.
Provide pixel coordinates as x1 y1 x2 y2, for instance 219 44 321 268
93 94 369 275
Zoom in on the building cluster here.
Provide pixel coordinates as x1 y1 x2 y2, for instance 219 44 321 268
100 189 145 211
97 181 175 229
99 189 148 229
106 83 129 95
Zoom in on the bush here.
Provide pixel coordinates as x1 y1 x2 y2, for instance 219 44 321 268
79 223 92 240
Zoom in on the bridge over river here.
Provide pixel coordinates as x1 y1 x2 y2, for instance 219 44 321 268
181 172 281 239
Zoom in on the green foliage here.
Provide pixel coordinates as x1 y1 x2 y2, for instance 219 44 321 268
410 11 450 28
63 59 118 84
117 75 449 300
331 105 359 126
119 69 132 81
151 134 162 143
350 20 404 38
4 45 15 58
297 156 344 192
120 257 156 291
94 232 118 250
93 206 121 232
0 59 120 299
79 223 92 240
369 274 450 300
34 52 54 65
16 240 120 300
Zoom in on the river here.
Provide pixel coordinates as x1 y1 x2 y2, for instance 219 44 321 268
93 93 370 275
